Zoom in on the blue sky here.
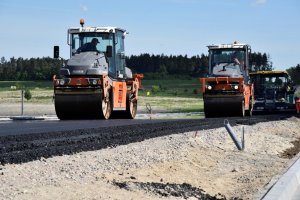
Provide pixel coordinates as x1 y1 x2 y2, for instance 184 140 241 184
0 0 299 70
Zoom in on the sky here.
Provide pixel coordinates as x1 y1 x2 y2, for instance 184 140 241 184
0 0 299 70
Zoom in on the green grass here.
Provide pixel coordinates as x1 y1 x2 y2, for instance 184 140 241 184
0 81 52 91
0 79 204 113
137 79 204 113
140 79 202 98
139 96 203 113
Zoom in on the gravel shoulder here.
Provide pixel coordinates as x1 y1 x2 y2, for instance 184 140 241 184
1 117 300 199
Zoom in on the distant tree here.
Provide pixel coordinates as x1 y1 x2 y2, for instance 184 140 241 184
287 64 300 84
126 53 209 79
24 89 32 101
0 56 61 81
251 52 272 71
0 57 6 64
158 64 168 78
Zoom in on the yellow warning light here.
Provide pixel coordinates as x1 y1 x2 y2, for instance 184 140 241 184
80 19 85 27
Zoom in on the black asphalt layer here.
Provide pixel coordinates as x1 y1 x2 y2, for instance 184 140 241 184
0 119 171 136
0 114 295 165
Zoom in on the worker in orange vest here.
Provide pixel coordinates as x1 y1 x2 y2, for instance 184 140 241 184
295 97 300 114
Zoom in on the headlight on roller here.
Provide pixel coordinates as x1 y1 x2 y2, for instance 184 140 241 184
207 85 212 90
234 85 239 90
92 79 98 85
59 79 65 85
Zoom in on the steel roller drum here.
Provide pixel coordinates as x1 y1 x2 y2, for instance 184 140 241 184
204 94 244 117
54 91 103 119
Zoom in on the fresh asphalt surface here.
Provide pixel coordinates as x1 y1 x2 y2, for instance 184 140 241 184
0 119 173 136
0 113 295 137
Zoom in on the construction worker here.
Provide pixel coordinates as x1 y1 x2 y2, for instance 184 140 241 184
76 38 99 53
295 96 300 114
232 51 245 66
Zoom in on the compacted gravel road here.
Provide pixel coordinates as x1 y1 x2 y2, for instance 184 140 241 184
0 114 300 200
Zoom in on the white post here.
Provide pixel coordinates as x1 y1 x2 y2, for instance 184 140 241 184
21 89 24 116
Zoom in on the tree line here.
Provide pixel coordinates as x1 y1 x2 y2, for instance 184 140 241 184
126 54 208 79
0 53 298 83
287 64 300 84
0 57 61 81
126 52 273 79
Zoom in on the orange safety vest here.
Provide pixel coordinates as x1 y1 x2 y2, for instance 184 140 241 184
296 98 300 113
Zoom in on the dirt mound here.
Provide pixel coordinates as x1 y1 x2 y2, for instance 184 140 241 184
113 181 242 200
280 137 300 158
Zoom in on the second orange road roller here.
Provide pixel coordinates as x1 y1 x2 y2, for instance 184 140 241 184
199 42 254 117
53 19 143 120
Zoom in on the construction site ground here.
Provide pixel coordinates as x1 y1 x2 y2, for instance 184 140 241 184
1 115 300 200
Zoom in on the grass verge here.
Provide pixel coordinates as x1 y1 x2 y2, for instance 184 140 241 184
0 79 204 113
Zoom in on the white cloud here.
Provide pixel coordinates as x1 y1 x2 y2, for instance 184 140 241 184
254 0 267 5
80 4 88 12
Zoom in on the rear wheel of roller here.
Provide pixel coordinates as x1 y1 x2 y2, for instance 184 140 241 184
245 98 253 117
240 100 245 117
124 93 137 119
99 91 112 119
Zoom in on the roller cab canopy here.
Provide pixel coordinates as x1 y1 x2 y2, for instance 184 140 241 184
65 26 128 79
207 42 251 81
